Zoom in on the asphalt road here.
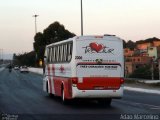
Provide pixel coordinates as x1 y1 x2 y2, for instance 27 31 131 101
0 68 160 120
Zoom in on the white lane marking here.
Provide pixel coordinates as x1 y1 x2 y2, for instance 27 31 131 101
13 70 19 77
0 67 5 72
115 99 160 110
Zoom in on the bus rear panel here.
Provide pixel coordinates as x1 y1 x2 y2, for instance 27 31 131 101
72 36 124 99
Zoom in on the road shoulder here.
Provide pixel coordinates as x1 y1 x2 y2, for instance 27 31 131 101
124 82 160 94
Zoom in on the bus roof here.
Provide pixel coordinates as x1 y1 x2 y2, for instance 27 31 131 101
47 37 74 48
76 35 122 41
46 35 122 48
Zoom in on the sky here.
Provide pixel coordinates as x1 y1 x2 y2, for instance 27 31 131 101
0 0 160 59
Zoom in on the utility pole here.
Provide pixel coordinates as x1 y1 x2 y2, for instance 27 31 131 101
151 61 154 80
33 14 39 34
81 0 83 36
33 14 39 67
158 59 160 80
151 56 155 80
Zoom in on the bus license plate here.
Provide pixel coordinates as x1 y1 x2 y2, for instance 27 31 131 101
94 86 104 90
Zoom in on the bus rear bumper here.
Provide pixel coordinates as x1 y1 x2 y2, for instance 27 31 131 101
72 86 123 99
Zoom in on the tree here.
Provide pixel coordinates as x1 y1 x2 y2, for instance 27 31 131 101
126 40 136 50
33 32 45 61
43 21 75 44
123 40 126 48
136 37 160 44
129 65 151 79
13 51 36 66
33 21 76 64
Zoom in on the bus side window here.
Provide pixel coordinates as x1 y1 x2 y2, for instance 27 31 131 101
68 43 73 61
46 41 73 63
50 47 53 63
68 44 71 61
55 46 57 63
61 44 64 62
56 46 59 62
58 45 61 62
60 45 63 62
47 48 51 63
64 44 67 62
70 43 73 58
52 47 55 63
66 43 69 62
51 47 54 63
62 44 66 62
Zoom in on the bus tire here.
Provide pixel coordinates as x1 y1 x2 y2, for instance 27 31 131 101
97 98 112 106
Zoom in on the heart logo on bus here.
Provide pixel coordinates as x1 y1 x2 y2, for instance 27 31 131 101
89 42 104 52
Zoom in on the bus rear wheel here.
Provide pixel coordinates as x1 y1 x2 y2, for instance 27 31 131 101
97 98 112 106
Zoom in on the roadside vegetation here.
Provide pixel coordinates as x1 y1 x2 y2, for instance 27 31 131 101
128 65 159 80
13 21 75 66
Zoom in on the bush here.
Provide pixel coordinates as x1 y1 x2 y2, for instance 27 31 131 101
129 65 152 79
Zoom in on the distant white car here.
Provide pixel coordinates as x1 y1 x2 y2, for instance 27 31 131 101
20 66 29 73
14 66 19 70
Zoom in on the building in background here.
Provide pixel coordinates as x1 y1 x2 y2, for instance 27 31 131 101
125 56 152 76
124 48 134 57
124 38 160 77
148 46 160 60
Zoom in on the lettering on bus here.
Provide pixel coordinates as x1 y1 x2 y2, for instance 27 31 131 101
82 42 114 54
80 65 118 70
75 56 83 60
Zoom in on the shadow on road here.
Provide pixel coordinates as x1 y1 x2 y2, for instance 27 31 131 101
44 95 116 110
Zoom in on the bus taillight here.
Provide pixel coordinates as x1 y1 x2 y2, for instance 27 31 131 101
120 78 124 84
71 77 78 84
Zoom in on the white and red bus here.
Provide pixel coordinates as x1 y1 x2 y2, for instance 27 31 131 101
43 35 124 105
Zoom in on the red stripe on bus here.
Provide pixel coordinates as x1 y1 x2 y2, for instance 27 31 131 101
77 77 122 90
53 77 72 99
